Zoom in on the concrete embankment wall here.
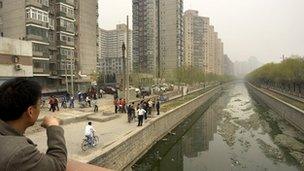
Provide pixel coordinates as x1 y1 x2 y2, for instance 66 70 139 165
246 82 304 133
89 86 222 170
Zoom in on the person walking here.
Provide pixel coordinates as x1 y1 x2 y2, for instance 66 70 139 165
121 98 126 113
92 99 98 112
54 97 59 111
131 102 136 121
113 98 118 113
49 96 55 112
86 96 91 107
137 107 146 126
117 99 122 113
143 101 148 119
69 96 74 108
61 96 67 108
156 100 160 115
127 104 132 123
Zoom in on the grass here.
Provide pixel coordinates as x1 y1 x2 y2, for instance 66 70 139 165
160 86 214 112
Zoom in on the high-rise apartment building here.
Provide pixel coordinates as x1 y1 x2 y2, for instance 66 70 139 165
182 9 229 76
0 0 98 92
132 0 158 76
222 54 234 76
183 10 204 69
75 0 98 77
202 17 210 73
216 39 224 75
132 0 183 77
159 0 184 74
98 24 132 82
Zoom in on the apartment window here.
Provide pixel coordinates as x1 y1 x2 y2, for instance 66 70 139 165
0 1 3 8
33 43 48 54
26 7 49 23
31 9 37 19
49 18 54 27
37 11 42 21
27 26 48 37
40 0 49 6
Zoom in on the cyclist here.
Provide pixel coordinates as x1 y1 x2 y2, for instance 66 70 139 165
84 122 96 146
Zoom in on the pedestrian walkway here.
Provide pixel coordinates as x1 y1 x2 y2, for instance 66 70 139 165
38 94 115 121
268 88 304 103
26 85 212 163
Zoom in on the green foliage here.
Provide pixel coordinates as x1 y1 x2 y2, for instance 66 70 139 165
169 66 235 85
129 73 154 87
246 58 304 84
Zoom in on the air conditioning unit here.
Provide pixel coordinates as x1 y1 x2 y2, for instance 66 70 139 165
15 64 22 71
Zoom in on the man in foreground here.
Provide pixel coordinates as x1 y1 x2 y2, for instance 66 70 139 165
0 78 67 171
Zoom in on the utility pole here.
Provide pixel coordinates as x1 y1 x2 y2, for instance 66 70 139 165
103 58 106 85
122 42 126 100
157 0 161 84
70 56 74 96
64 59 69 93
126 15 130 103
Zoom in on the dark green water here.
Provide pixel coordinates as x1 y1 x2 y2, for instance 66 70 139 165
133 83 301 171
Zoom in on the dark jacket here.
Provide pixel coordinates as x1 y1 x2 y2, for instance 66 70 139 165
0 120 67 171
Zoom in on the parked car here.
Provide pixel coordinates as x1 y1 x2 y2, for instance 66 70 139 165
136 86 151 98
101 86 117 94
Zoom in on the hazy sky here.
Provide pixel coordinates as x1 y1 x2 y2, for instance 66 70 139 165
98 0 304 63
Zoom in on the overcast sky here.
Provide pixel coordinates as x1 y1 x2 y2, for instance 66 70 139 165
98 0 304 63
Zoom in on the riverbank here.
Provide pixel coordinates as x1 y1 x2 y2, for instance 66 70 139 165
247 82 304 169
89 85 223 170
134 82 301 171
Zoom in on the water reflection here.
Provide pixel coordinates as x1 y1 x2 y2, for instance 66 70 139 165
133 83 300 171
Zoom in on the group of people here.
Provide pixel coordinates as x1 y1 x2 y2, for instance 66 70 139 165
135 99 160 126
47 94 75 112
115 98 161 126
113 98 127 113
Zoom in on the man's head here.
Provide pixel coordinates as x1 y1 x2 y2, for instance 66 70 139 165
88 122 92 125
0 78 42 125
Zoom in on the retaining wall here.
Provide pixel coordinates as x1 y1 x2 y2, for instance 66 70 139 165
246 82 304 133
88 86 222 170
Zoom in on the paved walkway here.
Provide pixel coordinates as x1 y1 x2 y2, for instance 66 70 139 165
26 108 161 162
267 88 304 103
25 86 213 163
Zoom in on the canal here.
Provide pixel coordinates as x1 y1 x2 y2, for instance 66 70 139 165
133 83 303 171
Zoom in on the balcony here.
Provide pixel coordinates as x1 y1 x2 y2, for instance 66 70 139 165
27 34 49 43
33 51 49 58
57 26 75 34
57 0 75 6
26 18 49 28
58 40 75 47
57 11 75 20
33 67 50 75
33 51 43 57
26 0 49 10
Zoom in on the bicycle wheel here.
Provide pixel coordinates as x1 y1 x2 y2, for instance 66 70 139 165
81 139 89 151
93 136 99 146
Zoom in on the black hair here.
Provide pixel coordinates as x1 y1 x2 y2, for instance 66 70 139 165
88 122 92 125
0 78 42 121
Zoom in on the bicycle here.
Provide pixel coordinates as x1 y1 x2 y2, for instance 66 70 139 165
81 134 99 151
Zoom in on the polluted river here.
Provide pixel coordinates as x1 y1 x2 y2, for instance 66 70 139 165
132 83 304 171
